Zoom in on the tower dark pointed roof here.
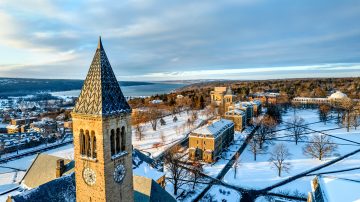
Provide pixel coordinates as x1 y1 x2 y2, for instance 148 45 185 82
73 37 131 116
226 86 233 95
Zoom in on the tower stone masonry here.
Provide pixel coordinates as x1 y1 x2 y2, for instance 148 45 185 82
72 37 134 202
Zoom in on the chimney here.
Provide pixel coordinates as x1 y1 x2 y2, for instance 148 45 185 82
56 159 65 178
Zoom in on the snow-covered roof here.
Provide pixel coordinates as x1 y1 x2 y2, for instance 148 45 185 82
149 99 163 104
132 149 164 182
225 109 246 116
316 175 360 202
328 91 348 100
6 124 19 129
192 119 234 138
133 161 164 182
234 101 253 109
250 100 261 105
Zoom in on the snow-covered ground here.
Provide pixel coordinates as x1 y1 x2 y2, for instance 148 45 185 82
201 185 241 202
223 108 360 197
132 110 208 158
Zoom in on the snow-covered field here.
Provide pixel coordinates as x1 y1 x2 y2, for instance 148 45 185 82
201 185 241 202
132 110 208 158
223 108 360 197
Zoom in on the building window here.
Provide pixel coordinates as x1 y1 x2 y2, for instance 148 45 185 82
80 129 85 155
91 131 97 159
116 128 121 153
110 129 115 156
121 126 126 151
85 130 91 157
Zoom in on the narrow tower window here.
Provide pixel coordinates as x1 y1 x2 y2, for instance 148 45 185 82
121 126 126 151
116 128 121 154
80 129 85 155
110 129 115 156
85 130 91 157
91 131 97 159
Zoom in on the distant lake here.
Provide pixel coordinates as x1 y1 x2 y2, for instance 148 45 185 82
51 83 185 98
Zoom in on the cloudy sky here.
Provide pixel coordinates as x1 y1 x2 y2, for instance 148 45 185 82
0 0 359 81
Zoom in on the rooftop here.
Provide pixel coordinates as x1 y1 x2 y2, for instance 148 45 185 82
72 37 131 116
328 91 348 100
192 119 234 138
315 175 360 202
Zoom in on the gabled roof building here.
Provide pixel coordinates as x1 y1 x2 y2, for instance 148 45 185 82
189 119 234 163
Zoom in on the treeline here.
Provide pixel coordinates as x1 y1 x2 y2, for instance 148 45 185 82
177 77 360 99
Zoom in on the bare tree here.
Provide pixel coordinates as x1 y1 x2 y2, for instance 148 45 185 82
319 104 331 125
351 113 360 130
340 98 356 132
248 138 266 161
0 142 4 158
148 108 162 131
233 152 240 179
160 131 166 145
189 162 204 190
164 151 189 195
286 116 306 145
132 110 146 140
135 124 145 141
269 143 291 177
253 115 277 149
303 134 337 160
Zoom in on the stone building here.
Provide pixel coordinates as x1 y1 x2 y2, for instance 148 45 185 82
189 119 234 163
250 100 262 116
249 92 279 104
210 87 235 110
224 109 246 131
293 91 349 104
228 102 254 123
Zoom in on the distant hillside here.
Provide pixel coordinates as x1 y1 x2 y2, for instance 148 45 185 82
0 78 154 97
176 77 360 99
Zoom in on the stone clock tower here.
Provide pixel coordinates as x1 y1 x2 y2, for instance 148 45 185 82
72 37 134 202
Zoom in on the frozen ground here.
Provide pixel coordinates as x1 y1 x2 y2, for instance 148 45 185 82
132 110 208 158
223 108 360 197
201 185 241 202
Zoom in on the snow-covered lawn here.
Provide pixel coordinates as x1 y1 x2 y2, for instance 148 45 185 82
223 108 360 196
132 111 208 158
201 185 241 202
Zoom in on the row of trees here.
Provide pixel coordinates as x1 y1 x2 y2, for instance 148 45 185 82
317 98 360 132
179 77 360 100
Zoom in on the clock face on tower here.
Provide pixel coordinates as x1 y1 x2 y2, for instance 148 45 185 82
114 164 126 184
83 167 96 186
